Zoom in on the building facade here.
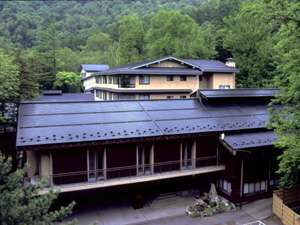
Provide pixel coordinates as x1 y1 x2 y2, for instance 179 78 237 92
16 89 279 204
82 56 238 101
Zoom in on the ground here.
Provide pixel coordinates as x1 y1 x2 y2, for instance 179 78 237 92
62 194 282 225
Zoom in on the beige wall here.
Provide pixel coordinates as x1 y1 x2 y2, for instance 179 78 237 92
150 61 188 68
135 75 199 91
208 73 235 89
83 77 97 90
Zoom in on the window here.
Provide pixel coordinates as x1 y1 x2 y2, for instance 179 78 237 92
137 145 152 175
180 96 186 99
96 77 101 84
219 85 231 89
166 96 174 99
181 142 193 169
218 179 232 195
88 150 105 182
103 91 107 100
166 76 174 81
139 94 150 100
108 77 113 84
103 76 107 84
139 75 150 84
96 90 101 98
113 76 118 85
180 76 187 81
243 180 267 195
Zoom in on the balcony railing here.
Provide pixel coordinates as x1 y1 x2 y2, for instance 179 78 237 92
48 156 218 186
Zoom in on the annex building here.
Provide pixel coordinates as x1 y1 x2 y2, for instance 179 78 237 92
17 88 279 203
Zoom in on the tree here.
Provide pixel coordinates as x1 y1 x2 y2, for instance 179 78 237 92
0 49 20 122
117 15 145 64
223 1 276 87
0 154 75 225
35 23 59 90
54 71 82 93
145 10 216 59
269 0 300 187
15 50 39 100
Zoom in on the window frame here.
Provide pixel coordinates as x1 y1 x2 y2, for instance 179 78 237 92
166 76 174 81
139 75 150 85
180 76 187 81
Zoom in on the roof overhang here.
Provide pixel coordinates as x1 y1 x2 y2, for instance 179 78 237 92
131 56 202 70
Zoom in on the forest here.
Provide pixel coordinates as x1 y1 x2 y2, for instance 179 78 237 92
0 0 299 187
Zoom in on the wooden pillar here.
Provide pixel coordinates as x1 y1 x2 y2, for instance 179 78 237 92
240 159 244 197
192 140 196 169
180 142 183 170
150 144 154 174
103 148 107 180
136 145 139 176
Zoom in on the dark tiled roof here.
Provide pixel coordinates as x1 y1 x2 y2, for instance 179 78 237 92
198 89 279 99
34 93 95 102
222 131 277 150
184 59 239 73
81 64 109 72
87 87 192 93
16 99 270 148
83 56 238 79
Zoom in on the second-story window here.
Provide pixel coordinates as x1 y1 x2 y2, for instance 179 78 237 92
103 76 107 84
96 77 100 84
139 75 150 85
113 76 118 85
108 77 113 84
166 76 174 81
219 85 231 89
180 76 187 81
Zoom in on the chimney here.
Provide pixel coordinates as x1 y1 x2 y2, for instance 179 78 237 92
225 58 236 68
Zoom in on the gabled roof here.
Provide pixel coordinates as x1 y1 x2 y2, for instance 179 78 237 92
16 97 270 148
131 56 202 70
81 64 109 72
82 56 238 79
184 59 239 73
198 88 279 99
221 131 276 151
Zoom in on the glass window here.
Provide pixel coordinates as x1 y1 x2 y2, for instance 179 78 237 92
166 96 174 99
180 76 187 81
96 77 100 84
113 76 118 85
103 76 107 84
108 77 113 84
244 183 249 194
139 94 150 100
166 76 174 81
180 96 186 99
219 85 231 89
139 75 150 84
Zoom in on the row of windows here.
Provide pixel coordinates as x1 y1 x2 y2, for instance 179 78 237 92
96 76 118 85
243 181 267 195
96 90 150 100
166 95 186 99
95 75 190 85
218 179 232 195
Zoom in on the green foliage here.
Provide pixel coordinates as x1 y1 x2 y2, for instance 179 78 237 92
223 1 276 87
0 154 75 225
0 50 20 103
117 15 145 64
269 0 300 187
145 10 216 59
54 71 82 93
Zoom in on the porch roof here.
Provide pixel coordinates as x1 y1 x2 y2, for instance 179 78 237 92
17 97 271 149
198 89 279 99
221 131 277 151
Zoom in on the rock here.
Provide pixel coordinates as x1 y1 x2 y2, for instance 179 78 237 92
208 183 219 204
